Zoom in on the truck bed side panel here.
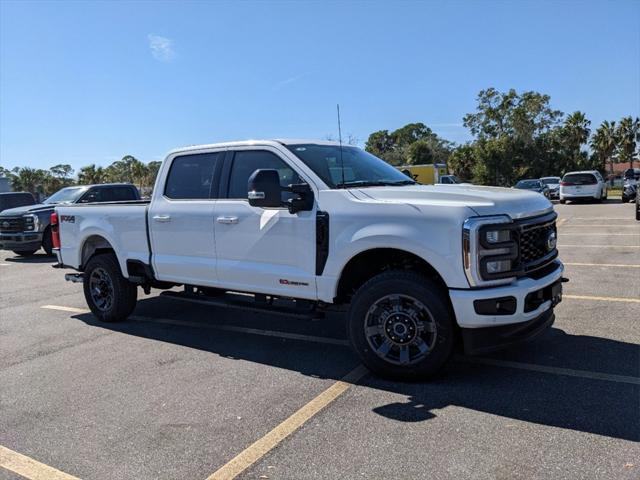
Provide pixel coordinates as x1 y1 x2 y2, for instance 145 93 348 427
57 204 149 276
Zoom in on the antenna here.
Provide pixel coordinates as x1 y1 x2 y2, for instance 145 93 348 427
337 104 345 187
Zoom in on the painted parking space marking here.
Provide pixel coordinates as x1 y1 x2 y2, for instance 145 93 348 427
41 305 640 385
559 233 639 236
206 365 368 480
0 445 81 480
456 356 640 385
558 224 640 228
557 244 640 248
563 294 640 304
41 305 87 313
564 262 640 268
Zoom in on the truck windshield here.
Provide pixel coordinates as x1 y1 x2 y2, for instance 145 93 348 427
285 144 416 188
541 177 560 185
516 180 540 188
44 187 87 204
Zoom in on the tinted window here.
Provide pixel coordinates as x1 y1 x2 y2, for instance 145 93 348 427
97 186 137 202
541 177 560 185
0 193 34 210
228 150 300 200
165 153 221 199
562 173 597 185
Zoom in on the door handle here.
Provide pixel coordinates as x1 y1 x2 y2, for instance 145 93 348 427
216 216 238 224
153 215 171 222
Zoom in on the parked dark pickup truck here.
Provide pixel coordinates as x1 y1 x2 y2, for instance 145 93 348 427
0 183 140 256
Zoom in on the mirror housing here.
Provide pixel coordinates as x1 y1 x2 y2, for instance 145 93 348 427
248 169 282 208
286 183 314 214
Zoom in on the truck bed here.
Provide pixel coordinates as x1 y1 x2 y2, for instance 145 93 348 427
56 202 150 272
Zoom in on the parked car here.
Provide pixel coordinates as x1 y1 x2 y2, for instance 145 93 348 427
0 192 35 213
622 168 639 203
514 179 550 198
439 175 461 184
53 139 564 380
0 183 140 256
559 171 608 203
540 176 561 200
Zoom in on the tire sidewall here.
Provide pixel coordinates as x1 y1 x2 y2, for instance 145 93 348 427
348 272 454 380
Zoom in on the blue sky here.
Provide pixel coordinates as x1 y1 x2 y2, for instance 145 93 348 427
1 0 639 172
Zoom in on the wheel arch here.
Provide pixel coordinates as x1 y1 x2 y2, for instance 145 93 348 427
79 234 118 271
334 247 449 304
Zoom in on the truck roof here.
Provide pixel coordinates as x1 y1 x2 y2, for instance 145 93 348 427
168 139 345 156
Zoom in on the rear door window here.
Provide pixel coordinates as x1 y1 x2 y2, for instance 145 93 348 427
164 153 222 199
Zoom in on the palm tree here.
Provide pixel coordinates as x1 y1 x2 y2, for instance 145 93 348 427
590 120 617 174
616 116 640 169
78 164 105 184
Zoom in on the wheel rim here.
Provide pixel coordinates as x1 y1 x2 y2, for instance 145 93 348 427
364 294 437 366
89 267 114 311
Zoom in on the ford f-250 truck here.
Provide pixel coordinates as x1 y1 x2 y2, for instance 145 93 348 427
53 140 564 379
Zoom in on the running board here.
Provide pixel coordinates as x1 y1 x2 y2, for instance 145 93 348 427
160 290 325 319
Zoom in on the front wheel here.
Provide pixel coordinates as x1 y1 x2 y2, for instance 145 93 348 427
347 271 454 380
83 253 137 322
42 228 53 256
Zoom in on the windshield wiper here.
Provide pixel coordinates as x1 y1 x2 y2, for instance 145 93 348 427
336 179 416 189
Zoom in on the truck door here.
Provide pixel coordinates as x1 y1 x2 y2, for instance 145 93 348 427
213 147 317 299
149 151 223 286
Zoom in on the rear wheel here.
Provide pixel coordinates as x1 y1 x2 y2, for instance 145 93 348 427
42 228 53 256
83 253 137 322
559 199 566 204
347 270 454 380
12 250 37 256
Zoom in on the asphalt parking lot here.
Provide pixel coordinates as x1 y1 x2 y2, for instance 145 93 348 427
1 201 638 480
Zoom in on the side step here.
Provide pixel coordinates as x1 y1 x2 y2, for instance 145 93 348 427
160 289 326 319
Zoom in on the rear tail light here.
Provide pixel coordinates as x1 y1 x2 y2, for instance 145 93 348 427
50 212 60 249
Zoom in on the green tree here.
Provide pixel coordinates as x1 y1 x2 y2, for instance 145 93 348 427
78 164 106 184
616 116 640 169
407 140 434 165
558 111 591 172
590 120 617 174
448 144 477 181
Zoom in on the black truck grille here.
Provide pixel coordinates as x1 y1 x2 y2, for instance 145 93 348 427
0 216 25 233
516 213 557 273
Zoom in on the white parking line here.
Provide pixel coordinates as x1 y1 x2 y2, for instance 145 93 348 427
564 262 640 268
40 305 640 386
559 225 640 228
563 294 640 304
558 244 640 248
559 233 639 236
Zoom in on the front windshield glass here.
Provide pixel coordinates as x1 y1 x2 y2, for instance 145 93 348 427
285 144 416 188
541 177 560 185
516 180 540 188
44 187 87 204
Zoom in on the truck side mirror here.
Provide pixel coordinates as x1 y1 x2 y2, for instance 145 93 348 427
286 183 314 214
247 169 282 208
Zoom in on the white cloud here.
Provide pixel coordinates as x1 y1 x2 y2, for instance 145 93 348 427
273 73 305 91
147 34 175 62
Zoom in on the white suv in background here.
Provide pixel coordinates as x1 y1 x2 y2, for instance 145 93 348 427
559 170 608 203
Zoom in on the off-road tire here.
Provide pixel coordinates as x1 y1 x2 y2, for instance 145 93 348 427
347 270 455 381
83 253 137 322
42 227 53 256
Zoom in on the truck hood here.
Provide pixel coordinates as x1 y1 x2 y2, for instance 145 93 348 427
0 203 54 216
353 184 553 219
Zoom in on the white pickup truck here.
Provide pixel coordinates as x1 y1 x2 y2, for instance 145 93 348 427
53 140 565 379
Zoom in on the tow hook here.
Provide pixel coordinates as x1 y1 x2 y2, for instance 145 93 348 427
64 273 84 283
561 277 569 283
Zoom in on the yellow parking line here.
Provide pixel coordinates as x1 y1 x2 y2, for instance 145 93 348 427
206 365 368 480
564 294 640 304
564 262 640 268
0 445 81 480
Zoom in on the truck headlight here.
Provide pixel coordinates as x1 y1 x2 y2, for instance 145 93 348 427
485 229 511 244
485 259 512 274
23 214 39 231
463 215 518 287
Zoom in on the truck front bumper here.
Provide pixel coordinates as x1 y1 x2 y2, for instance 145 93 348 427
449 260 564 329
0 232 43 252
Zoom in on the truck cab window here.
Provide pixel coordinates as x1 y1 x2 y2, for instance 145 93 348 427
227 150 300 200
164 153 221 199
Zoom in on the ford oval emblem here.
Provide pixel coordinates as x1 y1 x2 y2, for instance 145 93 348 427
546 231 557 251
1 221 9 229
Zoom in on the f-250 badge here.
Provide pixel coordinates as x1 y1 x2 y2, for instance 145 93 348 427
60 215 75 223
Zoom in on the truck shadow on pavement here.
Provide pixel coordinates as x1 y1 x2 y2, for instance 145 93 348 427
71 296 639 443
5 253 56 263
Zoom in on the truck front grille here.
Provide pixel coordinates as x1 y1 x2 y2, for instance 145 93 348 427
0 216 25 233
516 214 558 273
